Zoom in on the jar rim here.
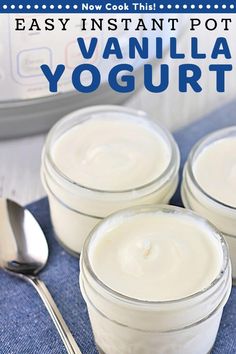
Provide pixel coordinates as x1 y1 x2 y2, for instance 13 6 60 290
185 126 236 213
43 105 180 196
81 204 229 307
80 269 231 333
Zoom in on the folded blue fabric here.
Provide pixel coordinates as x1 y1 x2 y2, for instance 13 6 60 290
1 101 236 354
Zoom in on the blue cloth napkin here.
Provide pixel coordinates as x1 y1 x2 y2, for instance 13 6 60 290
1 101 236 354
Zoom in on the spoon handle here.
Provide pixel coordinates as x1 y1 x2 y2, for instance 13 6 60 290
27 276 82 354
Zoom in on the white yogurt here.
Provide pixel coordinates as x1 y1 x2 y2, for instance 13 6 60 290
42 105 180 254
193 137 236 208
181 127 236 281
80 205 231 354
51 115 171 191
91 212 223 301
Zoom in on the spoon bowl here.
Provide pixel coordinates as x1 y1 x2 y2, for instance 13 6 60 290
0 198 81 354
0 199 48 275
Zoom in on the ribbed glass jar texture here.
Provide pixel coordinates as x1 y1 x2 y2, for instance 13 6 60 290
41 105 180 255
80 205 231 354
182 127 236 281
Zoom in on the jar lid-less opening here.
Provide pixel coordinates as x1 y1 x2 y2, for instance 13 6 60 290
185 126 236 214
43 105 180 196
81 205 229 309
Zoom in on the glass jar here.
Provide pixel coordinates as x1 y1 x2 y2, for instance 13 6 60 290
80 205 231 354
181 127 236 282
41 105 180 255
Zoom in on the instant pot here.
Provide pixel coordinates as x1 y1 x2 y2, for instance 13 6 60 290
0 14 180 138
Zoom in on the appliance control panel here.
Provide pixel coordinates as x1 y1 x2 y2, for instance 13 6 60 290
0 14 173 101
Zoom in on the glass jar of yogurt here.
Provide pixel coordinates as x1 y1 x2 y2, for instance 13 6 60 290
80 205 231 354
181 126 236 282
41 105 180 255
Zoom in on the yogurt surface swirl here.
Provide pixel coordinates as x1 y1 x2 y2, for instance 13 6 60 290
51 114 171 191
90 210 224 301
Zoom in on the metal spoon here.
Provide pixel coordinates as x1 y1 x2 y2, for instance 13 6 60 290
0 198 81 354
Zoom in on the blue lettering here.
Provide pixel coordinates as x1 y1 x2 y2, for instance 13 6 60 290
41 64 65 92
108 64 134 92
103 37 123 59
209 64 232 92
129 37 148 59
211 38 231 59
72 64 100 93
170 37 185 59
191 37 206 59
77 37 98 59
144 64 169 92
179 64 202 92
